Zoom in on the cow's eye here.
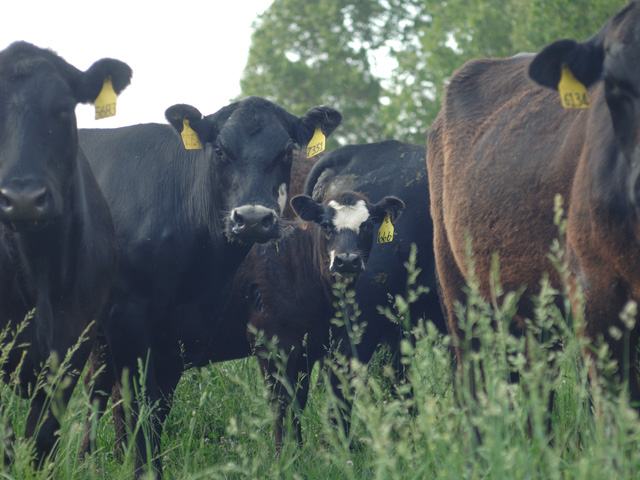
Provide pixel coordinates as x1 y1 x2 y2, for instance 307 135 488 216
56 108 72 121
214 147 224 158
51 102 74 121
605 78 622 98
321 222 332 234
282 142 296 163
605 76 635 101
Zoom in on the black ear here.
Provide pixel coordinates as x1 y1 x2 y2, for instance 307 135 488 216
371 196 405 224
291 195 324 223
165 103 218 145
297 105 343 145
165 104 203 132
74 58 132 104
529 31 605 90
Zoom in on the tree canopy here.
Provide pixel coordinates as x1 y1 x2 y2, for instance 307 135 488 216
240 0 626 146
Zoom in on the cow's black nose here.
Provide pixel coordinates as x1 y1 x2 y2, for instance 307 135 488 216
230 205 279 243
0 183 50 222
332 253 363 275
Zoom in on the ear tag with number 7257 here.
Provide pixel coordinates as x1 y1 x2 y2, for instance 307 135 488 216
558 64 591 109
377 214 394 244
307 127 326 158
94 77 118 120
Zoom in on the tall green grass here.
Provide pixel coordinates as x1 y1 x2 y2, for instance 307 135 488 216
1 201 640 479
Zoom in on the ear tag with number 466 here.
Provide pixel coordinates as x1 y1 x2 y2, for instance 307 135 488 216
181 119 202 150
94 77 118 120
558 64 591 109
377 214 394 244
307 127 326 158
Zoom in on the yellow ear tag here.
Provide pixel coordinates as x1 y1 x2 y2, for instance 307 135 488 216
558 64 591 109
306 127 326 158
181 119 202 150
377 214 394 244
94 77 118 120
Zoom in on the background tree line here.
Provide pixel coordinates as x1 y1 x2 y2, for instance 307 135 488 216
239 0 624 147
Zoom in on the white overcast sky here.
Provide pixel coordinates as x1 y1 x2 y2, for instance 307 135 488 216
0 0 274 128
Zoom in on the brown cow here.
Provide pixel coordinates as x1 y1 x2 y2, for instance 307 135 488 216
427 1 640 408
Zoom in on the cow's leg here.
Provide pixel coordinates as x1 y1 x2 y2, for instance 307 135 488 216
126 347 182 480
98 297 172 478
80 337 118 458
26 389 60 464
111 383 126 459
290 359 311 447
27 334 93 466
580 279 640 414
257 340 306 452
28 369 84 466
256 353 283 450
126 355 162 479
327 335 355 442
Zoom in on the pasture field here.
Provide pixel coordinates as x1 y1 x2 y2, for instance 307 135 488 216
1 227 640 479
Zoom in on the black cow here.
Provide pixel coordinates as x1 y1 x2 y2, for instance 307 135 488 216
304 140 446 436
78 97 341 477
238 190 404 450
0 42 131 462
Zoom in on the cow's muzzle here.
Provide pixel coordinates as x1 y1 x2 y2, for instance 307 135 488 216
229 205 280 243
0 181 52 231
330 253 364 277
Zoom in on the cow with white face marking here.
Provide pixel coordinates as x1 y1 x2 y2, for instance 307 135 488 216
234 190 405 450
85 188 404 456
300 191 384 277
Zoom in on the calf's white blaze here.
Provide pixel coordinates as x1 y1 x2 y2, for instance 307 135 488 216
328 199 369 234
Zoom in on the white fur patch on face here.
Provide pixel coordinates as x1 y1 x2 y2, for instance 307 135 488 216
277 183 287 215
328 199 369 233
329 249 336 270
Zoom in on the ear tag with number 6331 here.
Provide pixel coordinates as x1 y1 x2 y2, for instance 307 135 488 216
377 214 394 244
94 77 118 120
558 64 591 109
307 127 326 158
181 119 203 150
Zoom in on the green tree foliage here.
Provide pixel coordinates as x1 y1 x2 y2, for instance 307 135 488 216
241 0 626 146
240 1 394 146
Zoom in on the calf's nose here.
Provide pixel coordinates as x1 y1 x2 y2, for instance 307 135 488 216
331 253 363 276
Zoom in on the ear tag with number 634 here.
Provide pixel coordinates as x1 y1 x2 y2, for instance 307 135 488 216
94 77 118 120
307 127 326 158
558 64 591 109
181 119 203 150
377 214 394 244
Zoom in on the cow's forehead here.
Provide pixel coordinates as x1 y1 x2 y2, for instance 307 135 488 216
217 116 292 158
608 3 640 44
327 199 370 232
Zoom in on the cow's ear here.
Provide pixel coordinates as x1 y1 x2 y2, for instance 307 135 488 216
371 196 404 224
74 58 132 104
291 195 324 223
529 31 605 90
165 104 217 146
298 106 343 145
165 104 203 132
